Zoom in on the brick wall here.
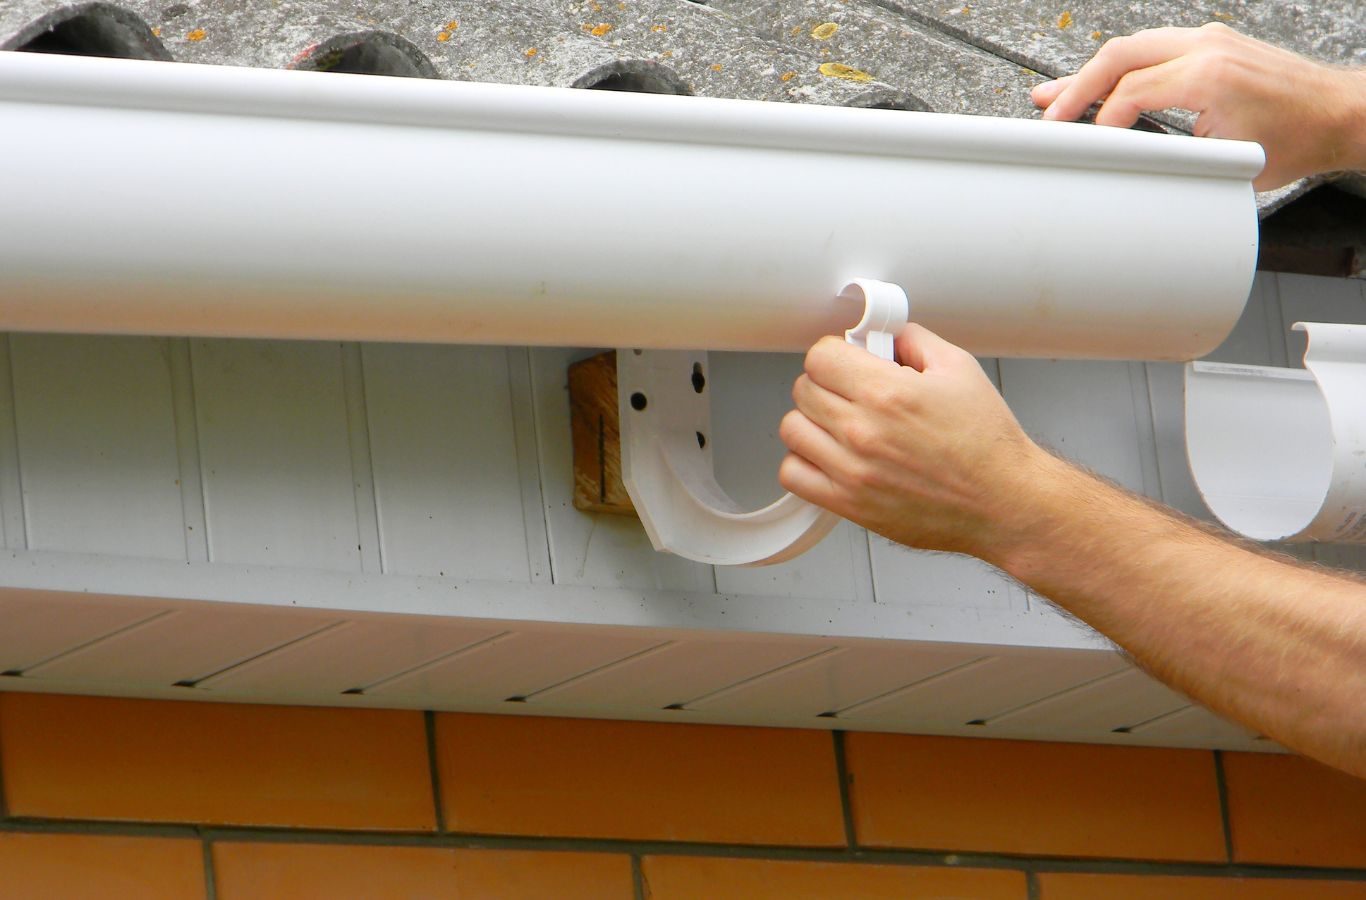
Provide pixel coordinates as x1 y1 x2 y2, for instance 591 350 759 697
0 692 1362 898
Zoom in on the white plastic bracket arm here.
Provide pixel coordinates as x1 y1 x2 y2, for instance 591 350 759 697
1185 322 1366 543
618 279 909 567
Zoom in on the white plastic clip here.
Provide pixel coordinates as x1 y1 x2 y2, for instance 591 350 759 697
618 279 909 566
843 278 910 362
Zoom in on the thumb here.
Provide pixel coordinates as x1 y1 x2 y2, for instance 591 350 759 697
895 323 967 373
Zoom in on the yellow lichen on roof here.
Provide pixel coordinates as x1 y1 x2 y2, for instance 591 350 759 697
710 63 723 72
779 70 796 82
525 47 538 56
651 24 667 32
186 28 206 41
810 22 839 40
589 23 613 36
1056 10 1073 29
818 62 871 82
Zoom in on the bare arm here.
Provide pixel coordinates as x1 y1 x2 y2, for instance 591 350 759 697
1030 23 1366 190
779 329 1366 778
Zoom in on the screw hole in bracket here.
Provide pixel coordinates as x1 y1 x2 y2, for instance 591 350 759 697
696 431 707 449
630 392 648 411
691 362 706 393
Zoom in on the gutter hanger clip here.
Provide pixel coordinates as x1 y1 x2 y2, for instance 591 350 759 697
618 279 909 566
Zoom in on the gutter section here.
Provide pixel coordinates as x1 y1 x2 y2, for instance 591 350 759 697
1185 323 1366 543
0 52 1261 358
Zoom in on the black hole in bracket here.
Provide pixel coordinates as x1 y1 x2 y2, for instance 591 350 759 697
172 679 197 688
632 348 643 356
696 431 707 449
965 719 987 726
663 703 686 710
816 711 838 718
504 695 528 703
691 362 706 393
341 687 364 695
1 670 23 678
630 392 648 411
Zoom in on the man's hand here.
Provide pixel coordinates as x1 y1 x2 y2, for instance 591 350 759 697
1031 23 1366 190
783 325 1366 777
778 325 1054 564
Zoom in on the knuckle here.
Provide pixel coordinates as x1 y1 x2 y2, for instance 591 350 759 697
842 419 878 455
1097 34 1127 56
1190 52 1227 84
862 382 900 413
848 460 885 493
1107 69 1142 98
803 339 830 370
778 409 803 444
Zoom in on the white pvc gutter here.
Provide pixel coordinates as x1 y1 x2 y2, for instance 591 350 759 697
0 52 1262 359
1186 323 1366 543
0 52 1266 566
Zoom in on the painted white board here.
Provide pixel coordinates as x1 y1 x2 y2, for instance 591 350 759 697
529 636 826 710
684 642 980 718
196 618 505 695
25 604 338 687
11 335 186 559
192 339 362 571
363 344 532 582
364 628 666 703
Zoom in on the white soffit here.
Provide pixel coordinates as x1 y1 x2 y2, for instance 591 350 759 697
1186 322 1366 543
0 52 1261 360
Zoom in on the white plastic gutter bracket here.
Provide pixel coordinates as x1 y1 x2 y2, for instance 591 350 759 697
619 279 908 566
1185 322 1366 543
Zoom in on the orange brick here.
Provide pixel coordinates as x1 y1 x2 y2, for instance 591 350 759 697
452 848 634 899
1039 873 1366 899
435 714 845 845
845 734 1224 861
642 856 1027 899
0 693 434 830
1223 752 1366 868
0 832 204 899
214 843 633 899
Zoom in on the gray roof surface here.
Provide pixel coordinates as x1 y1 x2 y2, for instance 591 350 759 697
2 0 1363 212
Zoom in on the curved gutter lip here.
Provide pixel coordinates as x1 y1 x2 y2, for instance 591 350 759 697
0 51 1265 180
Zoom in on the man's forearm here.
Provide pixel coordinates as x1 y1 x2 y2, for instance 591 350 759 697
990 452 1366 777
1322 67 1366 175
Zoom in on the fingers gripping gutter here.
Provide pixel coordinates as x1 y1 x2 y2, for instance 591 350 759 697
1038 27 1201 122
